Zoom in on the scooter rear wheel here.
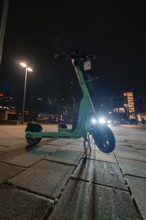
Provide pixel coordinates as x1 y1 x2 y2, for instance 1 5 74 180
25 123 43 145
92 124 116 153
26 136 41 145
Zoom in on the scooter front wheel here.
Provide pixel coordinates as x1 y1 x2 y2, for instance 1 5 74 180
92 124 116 153
25 123 43 145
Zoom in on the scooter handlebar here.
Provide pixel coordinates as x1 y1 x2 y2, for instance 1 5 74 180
54 53 96 61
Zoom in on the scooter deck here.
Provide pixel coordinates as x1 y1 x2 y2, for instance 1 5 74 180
26 130 83 139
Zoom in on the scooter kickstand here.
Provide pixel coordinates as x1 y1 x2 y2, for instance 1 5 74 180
87 134 92 151
83 138 91 158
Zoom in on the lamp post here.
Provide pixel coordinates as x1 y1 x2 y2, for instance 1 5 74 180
20 62 33 124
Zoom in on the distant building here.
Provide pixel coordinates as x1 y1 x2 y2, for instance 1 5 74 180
110 91 136 120
0 93 18 120
135 95 146 122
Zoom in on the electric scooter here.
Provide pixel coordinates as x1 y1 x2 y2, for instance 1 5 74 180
25 51 116 157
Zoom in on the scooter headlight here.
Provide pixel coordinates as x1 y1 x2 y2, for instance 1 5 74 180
91 117 106 125
98 117 106 124
107 120 111 124
91 118 97 124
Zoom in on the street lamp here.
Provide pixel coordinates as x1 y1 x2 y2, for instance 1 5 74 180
20 62 33 124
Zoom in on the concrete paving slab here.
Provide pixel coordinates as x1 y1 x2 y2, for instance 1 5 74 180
62 143 84 152
8 160 75 198
117 158 146 178
37 138 75 146
87 148 117 163
0 150 22 162
25 143 61 154
125 140 146 146
115 149 146 162
0 151 5 157
37 138 56 145
72 159 127 190
0 183 53 220
125 175 146 220
0 162 24 184
0 152 45 167
116 139 128 143
138 149 146 156
46 149 83 165
0 143 25 152
48 179 140 220
41 144 62 149
132 144 146 150
114 134 144 143
0 138 26 147
48 139 75 146
63 141 116 163
0 144 9 152
72 138 84 145
0 145 12 153
31 146 58 155
114 144 135 151
0 126 25 138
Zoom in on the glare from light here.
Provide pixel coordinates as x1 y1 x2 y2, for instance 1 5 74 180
20 62 27 68
91 118 97 124
98 117 106 124
107 120 111 124
20 63 33 72
27 67 33 72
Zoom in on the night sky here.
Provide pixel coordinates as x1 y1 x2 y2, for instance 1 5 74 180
0 1 146 110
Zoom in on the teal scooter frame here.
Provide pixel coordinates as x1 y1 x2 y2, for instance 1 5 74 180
25 52 116 156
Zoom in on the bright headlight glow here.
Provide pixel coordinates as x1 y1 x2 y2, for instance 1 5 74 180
91 118 97 124
91 116 110 125
98 117 106 124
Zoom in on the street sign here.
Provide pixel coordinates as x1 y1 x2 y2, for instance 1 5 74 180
84 60 91 71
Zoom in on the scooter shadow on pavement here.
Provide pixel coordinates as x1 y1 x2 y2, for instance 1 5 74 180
25 144 40 152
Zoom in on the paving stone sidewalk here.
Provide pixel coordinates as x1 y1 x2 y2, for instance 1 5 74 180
0 128 145 220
